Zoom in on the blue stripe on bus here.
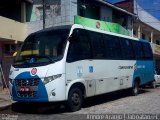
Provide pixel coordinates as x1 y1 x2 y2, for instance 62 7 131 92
133 60 154 86
12 72 48 102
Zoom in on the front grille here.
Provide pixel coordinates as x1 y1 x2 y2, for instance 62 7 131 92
17 91 37 98
15 78 40 98
15 78 40 86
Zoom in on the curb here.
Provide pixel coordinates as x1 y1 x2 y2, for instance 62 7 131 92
0 102 12 111
0 88 13 111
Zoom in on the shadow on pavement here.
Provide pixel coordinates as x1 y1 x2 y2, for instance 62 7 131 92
83 88 149 108
11 102 67 114
11 89 150 114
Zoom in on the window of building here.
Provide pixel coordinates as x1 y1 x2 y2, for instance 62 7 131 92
79 9 85 17
133 30 136 36
4 44 16 55
156 40 160 45
142 33 145 39
36 0 61 20
149 37 151 42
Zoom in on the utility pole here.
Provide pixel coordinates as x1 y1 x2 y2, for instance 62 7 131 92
43 0 45 29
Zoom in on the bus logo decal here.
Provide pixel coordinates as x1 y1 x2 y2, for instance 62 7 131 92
29 58 35 63
31 68 37 76
77 66 83 78
89 66 93 73
96 22 101 28
118 66 133 69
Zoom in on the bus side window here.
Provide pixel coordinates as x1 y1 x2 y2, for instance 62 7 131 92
120 38 135 60
142 43 153 60
89 31 105 59
103 35 122 60
67 29 92 62
132 41 144 60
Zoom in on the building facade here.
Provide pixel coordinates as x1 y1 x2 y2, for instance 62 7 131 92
26 0 135 35
0 0 33 87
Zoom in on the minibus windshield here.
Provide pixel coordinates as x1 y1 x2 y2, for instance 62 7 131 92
13 28 70 68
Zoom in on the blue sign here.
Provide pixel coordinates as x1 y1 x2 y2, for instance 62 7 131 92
29 58 35 63
89 66 93 73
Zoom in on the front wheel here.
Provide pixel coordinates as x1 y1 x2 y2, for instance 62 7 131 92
130 81 139 96
67 88 83 112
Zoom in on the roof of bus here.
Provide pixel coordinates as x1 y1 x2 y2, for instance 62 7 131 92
33 25 72 34
71 24 150 43
28 24 149 44
71 24 138 41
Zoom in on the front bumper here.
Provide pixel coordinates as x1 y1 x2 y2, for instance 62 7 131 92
10 78 48 102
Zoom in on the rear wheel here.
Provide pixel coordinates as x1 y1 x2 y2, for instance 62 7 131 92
67 88 83 112
130 81 139 96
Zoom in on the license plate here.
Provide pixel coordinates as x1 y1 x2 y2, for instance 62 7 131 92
20 87 30 92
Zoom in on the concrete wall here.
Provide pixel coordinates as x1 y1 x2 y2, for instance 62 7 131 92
27 0 132 37
27 0 78 35
70 0 78 23
0 16 27 41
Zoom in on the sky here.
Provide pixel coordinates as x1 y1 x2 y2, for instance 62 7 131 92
107 0 160 20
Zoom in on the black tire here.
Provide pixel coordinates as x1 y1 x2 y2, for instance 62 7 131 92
67 88 83 112
130 81 139 96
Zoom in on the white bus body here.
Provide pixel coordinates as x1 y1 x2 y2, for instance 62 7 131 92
9 24 154 111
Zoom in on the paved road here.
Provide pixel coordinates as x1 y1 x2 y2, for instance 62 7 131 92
0 86 160 120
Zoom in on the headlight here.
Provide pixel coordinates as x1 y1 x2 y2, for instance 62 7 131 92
43 74 62 85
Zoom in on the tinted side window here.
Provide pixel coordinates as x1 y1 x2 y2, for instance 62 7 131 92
103 35 123 60
67 29 92 62
132 41 144 60
142 43 153 60
120 38 135 60
89 31 105 59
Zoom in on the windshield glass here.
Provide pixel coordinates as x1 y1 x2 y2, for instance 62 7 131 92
13 28 70 68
